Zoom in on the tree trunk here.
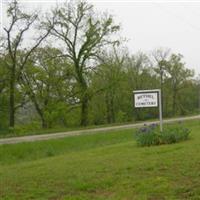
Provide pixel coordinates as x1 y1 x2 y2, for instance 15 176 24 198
105 93 111 123
172 90 177 115
41 117 48 129
36 107 48 128
36 107 48 129
30 93 48 129
105 92 115 124
9 66 15 128
80 93 89 126
135 109 140 120
110 93 115 123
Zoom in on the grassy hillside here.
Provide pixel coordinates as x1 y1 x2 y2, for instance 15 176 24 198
1 120 200 199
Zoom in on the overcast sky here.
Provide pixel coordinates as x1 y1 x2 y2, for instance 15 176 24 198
1 0 200 75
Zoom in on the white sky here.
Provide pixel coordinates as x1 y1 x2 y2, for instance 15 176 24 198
1 0 200 75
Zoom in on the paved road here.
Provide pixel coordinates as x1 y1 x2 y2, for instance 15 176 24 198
0 115 200 145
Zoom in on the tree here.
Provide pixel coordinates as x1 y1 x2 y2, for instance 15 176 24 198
46 1 120 126
152 48 170 113
126 52 153 90
165 54 194 115
2 0 52 128
91 48 126 124
20 47 74 128
0 55 9 128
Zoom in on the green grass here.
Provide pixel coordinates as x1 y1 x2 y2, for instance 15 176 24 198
0 120 200 199
0 129 134 166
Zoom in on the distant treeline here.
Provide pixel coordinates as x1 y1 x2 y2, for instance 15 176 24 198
0 0 199 130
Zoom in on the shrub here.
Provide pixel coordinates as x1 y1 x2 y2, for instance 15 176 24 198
135 122 190 147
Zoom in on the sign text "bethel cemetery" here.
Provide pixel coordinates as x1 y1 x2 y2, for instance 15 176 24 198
134 92 158 108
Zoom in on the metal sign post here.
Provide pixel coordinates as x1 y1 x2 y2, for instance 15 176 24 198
158 89 163 132
133 89 163 132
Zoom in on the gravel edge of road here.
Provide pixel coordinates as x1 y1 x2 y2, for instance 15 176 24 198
0 115 200 145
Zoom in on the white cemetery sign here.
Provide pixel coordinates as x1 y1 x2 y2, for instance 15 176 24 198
133 89 163 132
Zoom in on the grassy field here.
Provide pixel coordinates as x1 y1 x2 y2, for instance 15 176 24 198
1 120 200 199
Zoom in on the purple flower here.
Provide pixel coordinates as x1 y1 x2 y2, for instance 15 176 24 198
150 123 157 128
139 127 149 133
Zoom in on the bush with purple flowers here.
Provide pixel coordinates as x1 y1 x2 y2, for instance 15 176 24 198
135 122 190 147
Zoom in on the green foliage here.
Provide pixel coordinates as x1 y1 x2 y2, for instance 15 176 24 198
164 54 194 115
116 110 127 122
161 125 190 144
135 124 160 146
135 122 190 146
